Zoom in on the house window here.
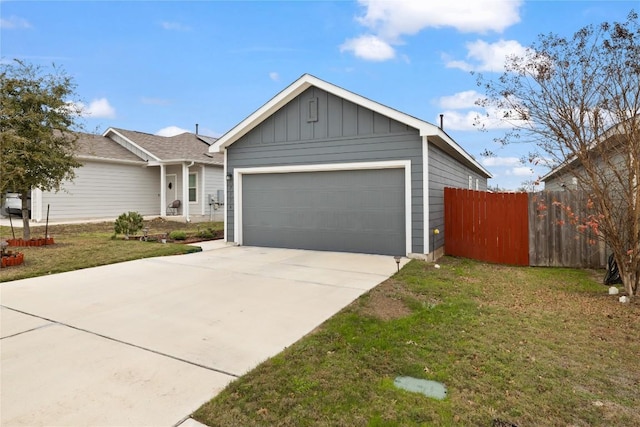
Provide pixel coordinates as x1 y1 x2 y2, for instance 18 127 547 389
189 172 197 202
475 178 479 190
468 176 473 189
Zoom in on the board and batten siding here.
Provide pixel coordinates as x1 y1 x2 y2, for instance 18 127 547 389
40 160 159 220
428 144 488 250
226 86 425 253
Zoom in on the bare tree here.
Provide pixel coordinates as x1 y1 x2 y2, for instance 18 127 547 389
476 11 640 297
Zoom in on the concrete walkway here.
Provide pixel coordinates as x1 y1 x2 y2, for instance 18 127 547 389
1 243 408 426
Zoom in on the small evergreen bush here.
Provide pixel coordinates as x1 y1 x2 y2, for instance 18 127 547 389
169 230 187 240
114 211 144 237
197 229 214 239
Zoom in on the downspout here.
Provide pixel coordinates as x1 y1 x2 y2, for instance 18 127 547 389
223 149 228 242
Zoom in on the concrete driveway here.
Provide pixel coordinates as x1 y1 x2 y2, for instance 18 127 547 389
1 243 407 426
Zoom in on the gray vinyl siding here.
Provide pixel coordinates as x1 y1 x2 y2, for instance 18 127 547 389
428 144 488 250
226 86 425 253
544 176 567 191
544 150 629 192
40 161 159 220
204 165 224 221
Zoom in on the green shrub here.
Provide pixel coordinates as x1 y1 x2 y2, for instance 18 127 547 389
197 229 214 239
114 212 144 237
169 230 187 241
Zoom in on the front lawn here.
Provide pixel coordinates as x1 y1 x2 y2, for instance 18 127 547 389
0 219 223 282
194 257 639 427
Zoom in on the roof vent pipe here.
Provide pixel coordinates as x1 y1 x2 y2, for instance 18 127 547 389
439 114 444 130
195 123 199 135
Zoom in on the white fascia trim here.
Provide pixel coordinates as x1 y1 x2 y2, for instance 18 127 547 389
211 73 435 154
233 160 413 256
211 78 315 153
422 136 430 255
103 128 161 162
76 155 148 166
208 74 490 180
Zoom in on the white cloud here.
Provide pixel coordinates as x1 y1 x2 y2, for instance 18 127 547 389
436 89 530 132
357 0 521 38
445 39 528 72
74 98 116 119
481 157 521 167
342 0 522 61
438 90 484 110
160 21 191 31
436 110 484 131
440 105 529 132
510 166 535 176
340 35 395 61
156 126 190 137
0 16 32 29
269 72 280 82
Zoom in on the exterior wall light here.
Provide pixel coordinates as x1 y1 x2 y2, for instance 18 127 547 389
226 173 232 181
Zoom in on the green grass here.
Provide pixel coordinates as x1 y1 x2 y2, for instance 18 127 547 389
0 220 223 282
193 257 640 427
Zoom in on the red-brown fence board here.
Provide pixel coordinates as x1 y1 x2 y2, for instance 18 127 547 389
444 188 529 266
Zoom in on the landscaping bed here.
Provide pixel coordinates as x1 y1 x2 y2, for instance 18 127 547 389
0 219 223 282
6 237 54 247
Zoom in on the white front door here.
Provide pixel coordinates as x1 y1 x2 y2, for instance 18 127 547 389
166 174 177 207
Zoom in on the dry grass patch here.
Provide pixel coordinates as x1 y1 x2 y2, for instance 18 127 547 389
194 257 640 427
0 219 222 282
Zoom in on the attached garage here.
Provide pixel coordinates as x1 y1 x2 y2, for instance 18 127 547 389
238 163 410 256
211 74 492 258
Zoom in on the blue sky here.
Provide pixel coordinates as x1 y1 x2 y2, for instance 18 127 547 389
1 0 637 189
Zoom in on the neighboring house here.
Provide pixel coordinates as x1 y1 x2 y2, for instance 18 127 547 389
541 118 639 191
210 74 491 258
28 128 224 222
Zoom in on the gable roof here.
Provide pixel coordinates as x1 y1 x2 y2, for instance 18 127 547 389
540 116 639 182
210 73 491 178
74 132 144 163
104 128 223 166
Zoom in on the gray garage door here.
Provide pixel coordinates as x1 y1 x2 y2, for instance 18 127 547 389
242 168 405 256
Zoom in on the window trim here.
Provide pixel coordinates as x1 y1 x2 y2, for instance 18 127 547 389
188 171 198 203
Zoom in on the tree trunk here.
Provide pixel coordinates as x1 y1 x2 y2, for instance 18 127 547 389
622 270 639 297
21 191 30 240
619 256 640 297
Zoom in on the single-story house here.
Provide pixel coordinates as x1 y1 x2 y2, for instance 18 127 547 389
27 128 224 222
541 117 638 192
210 74 492 258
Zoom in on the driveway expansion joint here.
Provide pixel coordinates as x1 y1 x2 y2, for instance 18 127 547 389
1 305 240 379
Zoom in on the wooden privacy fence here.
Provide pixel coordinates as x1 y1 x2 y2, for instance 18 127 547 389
528 191 606 268
444 188 607 268
444 188 529 266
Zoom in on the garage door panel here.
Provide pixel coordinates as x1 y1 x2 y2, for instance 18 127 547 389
242 169 405 256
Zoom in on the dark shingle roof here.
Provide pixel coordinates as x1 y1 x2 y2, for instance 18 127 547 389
75 132 143 162
112 128 223 165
